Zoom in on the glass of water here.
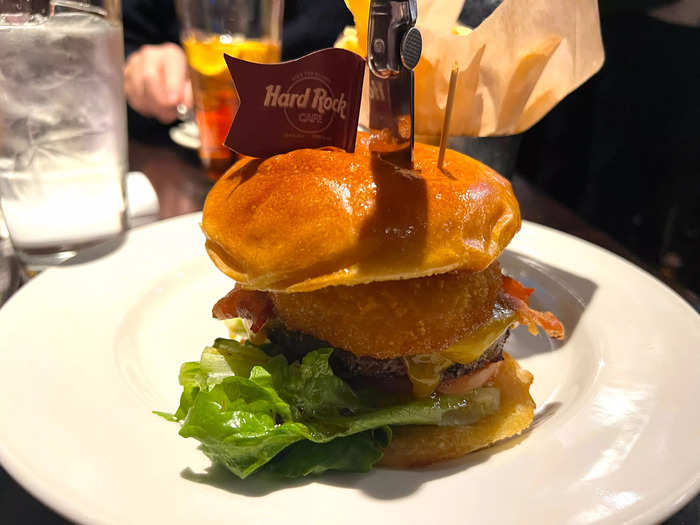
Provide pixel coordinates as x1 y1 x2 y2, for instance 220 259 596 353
0 0 128 270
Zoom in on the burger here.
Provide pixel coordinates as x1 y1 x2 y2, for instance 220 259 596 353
160 133 564 479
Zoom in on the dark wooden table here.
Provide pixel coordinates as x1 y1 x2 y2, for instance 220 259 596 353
0 137 697 524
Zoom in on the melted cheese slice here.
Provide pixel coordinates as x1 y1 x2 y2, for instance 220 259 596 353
401 353 453 398
403 304 516 397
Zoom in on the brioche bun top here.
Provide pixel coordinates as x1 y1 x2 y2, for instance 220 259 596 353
202 132 521 292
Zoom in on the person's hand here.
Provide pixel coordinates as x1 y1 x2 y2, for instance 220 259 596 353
124 43 193 124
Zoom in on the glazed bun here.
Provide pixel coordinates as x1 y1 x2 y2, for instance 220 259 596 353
202 132 521 292
379 353 535 467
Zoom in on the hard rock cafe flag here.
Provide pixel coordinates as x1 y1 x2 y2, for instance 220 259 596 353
224 48 366 158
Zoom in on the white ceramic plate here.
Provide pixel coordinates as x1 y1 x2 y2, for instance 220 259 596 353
0 214 698 525
169 120 200 150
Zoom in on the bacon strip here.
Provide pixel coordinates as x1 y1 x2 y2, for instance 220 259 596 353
502 275 534 301
212 286 275 332
501 276 565 340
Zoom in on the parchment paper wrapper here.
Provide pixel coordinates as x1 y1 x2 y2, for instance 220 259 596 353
338 0 605 137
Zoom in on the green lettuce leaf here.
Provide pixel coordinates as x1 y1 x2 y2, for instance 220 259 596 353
159 331 500 479
264 428 391 478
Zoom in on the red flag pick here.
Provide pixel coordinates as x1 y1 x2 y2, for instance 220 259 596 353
224 48 366 158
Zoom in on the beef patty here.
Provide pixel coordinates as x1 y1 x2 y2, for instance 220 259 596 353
332 331 508 382
264 321 508 385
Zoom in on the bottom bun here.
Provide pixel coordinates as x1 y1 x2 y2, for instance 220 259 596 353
379 353 535 468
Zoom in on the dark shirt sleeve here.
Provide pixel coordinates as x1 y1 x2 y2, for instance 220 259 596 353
122 0 180 57
122 0 353 59
281 0 354 60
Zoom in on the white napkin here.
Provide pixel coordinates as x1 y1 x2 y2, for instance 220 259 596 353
127 171 160 227
0 171 159 241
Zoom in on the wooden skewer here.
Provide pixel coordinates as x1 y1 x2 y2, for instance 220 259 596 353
437 63 459 171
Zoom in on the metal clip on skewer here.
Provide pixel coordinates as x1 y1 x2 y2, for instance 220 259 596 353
367 0 422 167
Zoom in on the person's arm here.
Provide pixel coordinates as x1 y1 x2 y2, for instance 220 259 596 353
122 0 190 124
124 43 191 123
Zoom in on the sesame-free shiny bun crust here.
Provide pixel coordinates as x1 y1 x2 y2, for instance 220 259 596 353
202 133 521 292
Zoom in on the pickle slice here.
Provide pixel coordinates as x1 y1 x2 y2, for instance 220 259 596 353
439 387 501 426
